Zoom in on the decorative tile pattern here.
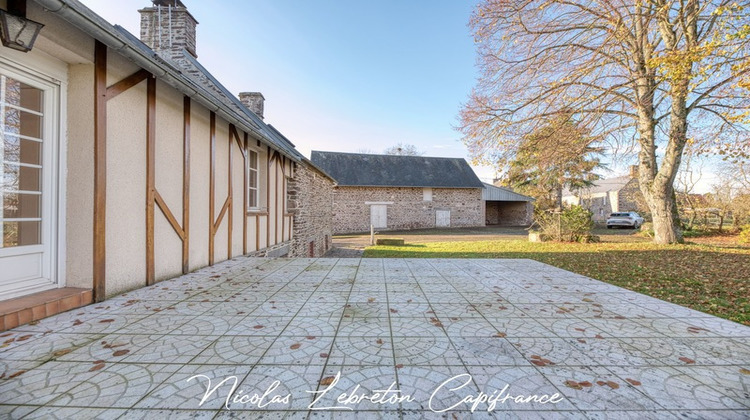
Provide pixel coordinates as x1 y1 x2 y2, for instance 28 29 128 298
0 257 747 418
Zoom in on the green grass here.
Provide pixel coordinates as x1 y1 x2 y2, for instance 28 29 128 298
364 240 750 326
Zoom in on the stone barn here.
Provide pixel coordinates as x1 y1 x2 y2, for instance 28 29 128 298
311 151 486 234
562 166 648 223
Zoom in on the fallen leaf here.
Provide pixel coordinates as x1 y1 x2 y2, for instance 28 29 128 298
376 339 384 345
17 335 32 342
52 348 73 357
574 328 586 332
594 334 604 339
395 364 404 369
596 381 607 386
367 297 375 303
320 376 336 386
8 370 26 379
89 363 105 372
625 378 642 386
306 336 316 340
494 332 507 338
112 349 130 357
740 368 750 375
577 339 587 343
290 343 302 350
73 319 83 326
606 381 619 389
253 325 264 329
679 357 696 364
99 319 115 323
530 360 546 366
564 380 582 390
390 308 398 313
319 353 329 358
579 381 593 387
530 355 542 360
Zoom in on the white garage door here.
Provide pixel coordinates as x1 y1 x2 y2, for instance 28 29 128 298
436 210 451 227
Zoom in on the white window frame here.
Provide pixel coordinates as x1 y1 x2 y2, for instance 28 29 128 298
423 187 433 202
0 52 67 296
247 147 260 210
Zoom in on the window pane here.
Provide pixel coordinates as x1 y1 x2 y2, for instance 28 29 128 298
4 192 40 219
3 164 40 192
248 150 258 169
2 134 41 165
248 169 257 187
248 189 257 208
3 220 41 247
3 109 42 140
20 82 43 113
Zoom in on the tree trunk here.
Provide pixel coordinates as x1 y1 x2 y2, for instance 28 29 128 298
643 185 684 244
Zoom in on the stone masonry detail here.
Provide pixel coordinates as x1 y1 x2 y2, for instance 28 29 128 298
331 187 484 234
288 162 334 257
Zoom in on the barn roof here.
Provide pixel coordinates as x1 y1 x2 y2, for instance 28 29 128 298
482 183 535 202
310 151 484 188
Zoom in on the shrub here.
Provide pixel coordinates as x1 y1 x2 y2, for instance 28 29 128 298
531 205 593 242
739 225 750 244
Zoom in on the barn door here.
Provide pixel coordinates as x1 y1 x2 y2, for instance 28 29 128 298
0 68 59 300
436 210 451 227
370 204 387 229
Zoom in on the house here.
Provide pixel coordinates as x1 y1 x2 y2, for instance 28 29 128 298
562 166 646 222
0 0 333 329
310 151 534 233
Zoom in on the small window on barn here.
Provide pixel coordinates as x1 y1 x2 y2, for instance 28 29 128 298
423 188 433 202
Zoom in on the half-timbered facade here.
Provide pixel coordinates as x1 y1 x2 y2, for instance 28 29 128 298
0 0 333 328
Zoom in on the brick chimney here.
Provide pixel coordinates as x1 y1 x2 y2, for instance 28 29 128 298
239 92 265 119
139 0 198 59
629 165 638 179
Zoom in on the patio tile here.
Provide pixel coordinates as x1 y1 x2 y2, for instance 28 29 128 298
0 257 748 418
192 335 276 365
258 336 335 366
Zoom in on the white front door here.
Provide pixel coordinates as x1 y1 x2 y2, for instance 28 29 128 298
370 204 387 229
0 66 58 300
436 210 451 227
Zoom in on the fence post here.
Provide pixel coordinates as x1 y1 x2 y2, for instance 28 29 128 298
370 225 375 245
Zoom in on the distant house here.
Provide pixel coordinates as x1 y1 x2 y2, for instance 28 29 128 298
562 166 647 222
311 151 534 233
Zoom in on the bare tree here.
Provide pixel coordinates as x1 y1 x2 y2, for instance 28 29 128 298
383 143 424 156
460 0 750 244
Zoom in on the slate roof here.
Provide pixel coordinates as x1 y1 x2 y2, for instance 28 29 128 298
310 151 484 188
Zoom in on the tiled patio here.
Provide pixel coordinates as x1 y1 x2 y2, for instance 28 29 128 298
1 258 748 419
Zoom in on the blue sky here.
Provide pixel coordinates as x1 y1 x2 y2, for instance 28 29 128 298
80 0 501 181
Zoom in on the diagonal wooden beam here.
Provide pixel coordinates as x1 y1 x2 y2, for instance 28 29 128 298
155 189 186 241
106 69 150 101
213 197 231 233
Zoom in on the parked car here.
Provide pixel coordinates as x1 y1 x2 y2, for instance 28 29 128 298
606 212 644 229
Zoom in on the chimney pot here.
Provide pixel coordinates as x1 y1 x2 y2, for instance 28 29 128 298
239 92 265 119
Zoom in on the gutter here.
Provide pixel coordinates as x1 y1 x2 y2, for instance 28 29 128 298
35 0 301 162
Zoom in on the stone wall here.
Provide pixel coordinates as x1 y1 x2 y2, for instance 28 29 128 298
288 162 334 257
486 201 534 225
332 187 484 234
618 178 649 217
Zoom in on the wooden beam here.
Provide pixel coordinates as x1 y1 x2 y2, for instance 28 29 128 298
93 40 107 302
145 76 156 286
242 132 248 255
106 69 150 101
155 190 185 240
227 125 233 260
266 146 271 247
214 197 231 232
275 159 279 244
182 96 190 274
208 112 216 265
281 156 285 242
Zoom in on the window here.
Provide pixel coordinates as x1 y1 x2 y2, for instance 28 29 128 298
423 187 432 202
247 148 259 209
1 73 43 248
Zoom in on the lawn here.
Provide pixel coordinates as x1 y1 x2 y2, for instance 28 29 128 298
363 239 750 326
